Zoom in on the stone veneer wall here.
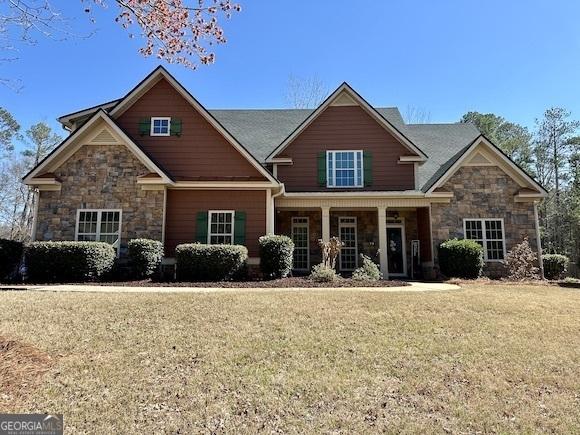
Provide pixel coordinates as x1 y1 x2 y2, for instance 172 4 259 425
35 145 164 254
431 166 539 277
330 211 380 267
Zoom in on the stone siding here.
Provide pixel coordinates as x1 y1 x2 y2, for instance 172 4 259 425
35 145 164 254
431 166 539 278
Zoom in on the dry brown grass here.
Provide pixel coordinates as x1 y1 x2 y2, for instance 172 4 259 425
1 284 579 433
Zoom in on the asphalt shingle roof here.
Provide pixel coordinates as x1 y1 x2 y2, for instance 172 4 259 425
209 108 480 191
64 103 480 191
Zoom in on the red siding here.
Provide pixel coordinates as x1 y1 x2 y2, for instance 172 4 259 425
276 106 416 191
117 78 266 181
165 189 266 257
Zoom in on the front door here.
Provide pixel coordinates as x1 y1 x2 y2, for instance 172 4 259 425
386 225 406 276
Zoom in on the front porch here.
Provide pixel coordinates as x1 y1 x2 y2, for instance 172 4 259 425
275 205 434 279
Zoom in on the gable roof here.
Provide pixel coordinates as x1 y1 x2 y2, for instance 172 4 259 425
24 110 173 184
51 67 546 193
265 82 427 162
107 66 279 184
209 107 406 162
423 134 547 195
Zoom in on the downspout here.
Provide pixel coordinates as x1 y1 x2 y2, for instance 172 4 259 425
270 184 285 234
30 188 40 241
534 201 544 279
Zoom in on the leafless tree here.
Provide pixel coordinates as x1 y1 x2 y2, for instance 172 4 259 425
284 74 328 109
0 0 241 86
404 105 431 124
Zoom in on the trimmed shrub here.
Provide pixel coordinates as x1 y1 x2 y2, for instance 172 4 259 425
309 263 338 283
26 241 115 283
0 239 24 281
259 235 294 279
438 238 484 279
352 254 382 281
128 239 164 279
505 237 539 280
543 254 569 280
176 243 248 281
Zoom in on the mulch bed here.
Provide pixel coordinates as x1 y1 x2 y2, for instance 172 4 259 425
0 336 53 407
85 277 410 288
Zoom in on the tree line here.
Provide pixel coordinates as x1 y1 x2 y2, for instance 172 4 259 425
0 109 62 240
461 109 580 264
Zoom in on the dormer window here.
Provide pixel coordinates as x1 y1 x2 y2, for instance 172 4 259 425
327 150 363 188
150 117 171 136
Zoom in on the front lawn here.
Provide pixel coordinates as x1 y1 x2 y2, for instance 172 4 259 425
1 284 579 433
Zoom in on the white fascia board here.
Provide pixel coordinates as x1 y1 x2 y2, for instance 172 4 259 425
426 136 547 195
23 110 173 185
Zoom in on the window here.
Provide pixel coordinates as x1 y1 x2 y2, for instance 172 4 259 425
150 117 171 136
338 217 358 271
327 150 363 188
208 211 235 244
291 217 310 271
76 209 122 253
463 218 506 261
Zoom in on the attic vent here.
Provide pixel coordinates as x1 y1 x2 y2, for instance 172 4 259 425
466 152 494 166
90 128 117 145
331 92 357 107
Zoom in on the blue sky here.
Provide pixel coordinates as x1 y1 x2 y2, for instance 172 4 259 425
2 0 580 150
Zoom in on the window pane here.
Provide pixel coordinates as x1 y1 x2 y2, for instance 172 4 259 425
78 234 97 242
209 212 234 245
486 240 504 260
356 152 362 186
339 223 357 270
292 221 309 270
327 153 333 186
465 220 483 241
152 118 169 134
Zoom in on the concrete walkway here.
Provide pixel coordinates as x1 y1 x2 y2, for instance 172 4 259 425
0 282 460 293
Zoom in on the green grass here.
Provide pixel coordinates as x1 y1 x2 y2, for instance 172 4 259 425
1 284 579 433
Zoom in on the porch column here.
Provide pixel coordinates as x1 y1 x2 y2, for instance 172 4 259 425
321 206 330 242
378 207 389 278
265 189 274 234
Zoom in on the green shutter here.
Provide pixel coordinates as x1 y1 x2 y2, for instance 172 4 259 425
363 151 372 187
318 152 327 187
138 118 150 136
234 211 246 245
195 211 208 243
170 119 182 136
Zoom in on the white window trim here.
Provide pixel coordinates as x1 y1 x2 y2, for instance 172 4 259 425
462 218 506 262
326 150 364 188
75 209 122 257
150 117 171 136
207 210 235 245
291 216 310 271
338 216 358 271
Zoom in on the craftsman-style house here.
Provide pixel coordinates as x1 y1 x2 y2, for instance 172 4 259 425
24 67 546 278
